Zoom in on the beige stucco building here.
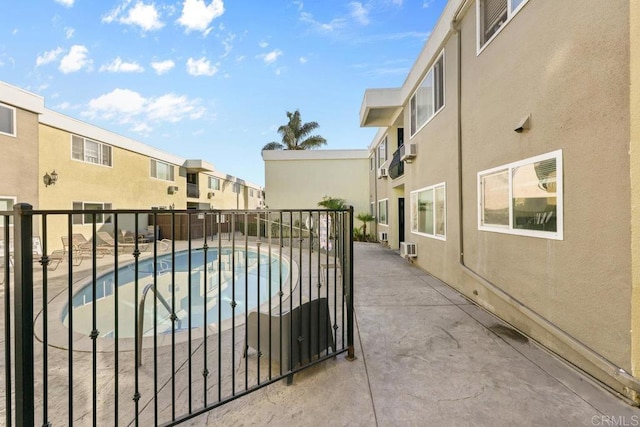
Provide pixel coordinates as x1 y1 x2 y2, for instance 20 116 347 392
363 0 640 403
262 149 369 217
0 81 263 250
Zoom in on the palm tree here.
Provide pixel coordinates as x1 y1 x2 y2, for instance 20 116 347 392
262 110 327 151
317 196 346 210
356 213 375 237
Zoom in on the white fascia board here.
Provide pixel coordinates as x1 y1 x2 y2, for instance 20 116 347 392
183 159 215 171
262 149 369 161
400 0 464 101
0 81 45 114
40 108 185 166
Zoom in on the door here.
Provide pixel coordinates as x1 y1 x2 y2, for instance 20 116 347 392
398 198 405 243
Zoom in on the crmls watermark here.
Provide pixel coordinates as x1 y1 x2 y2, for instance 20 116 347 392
592 415 640 426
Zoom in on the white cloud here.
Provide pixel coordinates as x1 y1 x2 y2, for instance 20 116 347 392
259 41 269 48
36 47 64 67
83 88 206 133
261 49 282 65
186 57 218 76
422 0 434 7
59 45 91 73
300 12 347 33
54 0 74 7
177 0 224 34
54 101 72 110
292 1 304 12
11 29 18 35
349 2 370 25
103 1 164 32
151 59 175 75
86 88 147 120
299 56 308 64
100 57 145 73
65 27 75 39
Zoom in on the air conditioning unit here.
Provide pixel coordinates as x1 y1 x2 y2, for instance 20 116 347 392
207 192 215 199
400 143 417 162
377 168 388 179
400 242 417 258
378 231 388 242
167 185 179 194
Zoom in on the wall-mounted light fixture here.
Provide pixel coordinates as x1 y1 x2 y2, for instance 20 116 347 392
514 114 531 133
43 170 59 187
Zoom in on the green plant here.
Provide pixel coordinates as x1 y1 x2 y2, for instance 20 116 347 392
262 110 327 151
356 213 375 237
317 196 346 210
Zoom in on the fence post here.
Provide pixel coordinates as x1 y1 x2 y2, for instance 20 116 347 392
13 203 34 426
346 206 356 360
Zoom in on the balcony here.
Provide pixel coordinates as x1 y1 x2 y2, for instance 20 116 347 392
388 145 404 179
187 183 200 198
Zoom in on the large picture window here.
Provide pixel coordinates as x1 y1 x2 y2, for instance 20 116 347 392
150 159 175 181
72 135 112 166
478 150 562 239
0 103 16 137
410 52 444 136
377 199 388 225
477 0 528 52
411 183 446 240
72 201 113 225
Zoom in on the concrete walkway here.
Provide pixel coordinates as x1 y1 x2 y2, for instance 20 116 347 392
181 243 638 425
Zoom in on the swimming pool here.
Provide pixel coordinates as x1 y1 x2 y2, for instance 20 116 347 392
62 246 290 339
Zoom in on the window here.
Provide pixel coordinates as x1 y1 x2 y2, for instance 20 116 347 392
72 202 113 225
478 150 562 239
150 159 174 181
478 0 528 51
208 176 220 190
0 103 16 137
71 135 112 166
250 189 254 197
370 155 375 171
377 137 387 167
410 183 446 239
410 53 444 136
0 196 16 226
378 199 388 225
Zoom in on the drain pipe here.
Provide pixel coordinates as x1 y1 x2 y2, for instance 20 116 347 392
450 2 640 400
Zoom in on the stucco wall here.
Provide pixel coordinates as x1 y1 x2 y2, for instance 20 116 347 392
264 150 369 217
0 106 39 207
631 0 640 377
458 0 631 369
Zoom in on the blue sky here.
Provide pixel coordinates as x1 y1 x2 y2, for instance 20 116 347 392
0 0 447 186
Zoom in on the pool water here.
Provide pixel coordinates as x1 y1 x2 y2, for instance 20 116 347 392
63 247 290 338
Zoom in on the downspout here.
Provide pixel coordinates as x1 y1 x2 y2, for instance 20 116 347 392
450 2 640 399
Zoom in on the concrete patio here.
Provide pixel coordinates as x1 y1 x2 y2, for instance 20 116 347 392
192 242 639 426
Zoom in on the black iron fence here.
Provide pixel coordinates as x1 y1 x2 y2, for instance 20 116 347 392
1 205 354 426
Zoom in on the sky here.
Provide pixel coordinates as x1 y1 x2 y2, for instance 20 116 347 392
0 0 448 186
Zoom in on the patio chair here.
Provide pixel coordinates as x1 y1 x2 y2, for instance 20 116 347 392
244 297 335 372
47 249 83 271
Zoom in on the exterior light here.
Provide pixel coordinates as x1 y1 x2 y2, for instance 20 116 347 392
43 170 59 187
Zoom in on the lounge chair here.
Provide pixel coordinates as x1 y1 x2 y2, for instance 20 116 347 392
97 231 148 253
244 297 335 372
61 234 105 258
47 249 83 271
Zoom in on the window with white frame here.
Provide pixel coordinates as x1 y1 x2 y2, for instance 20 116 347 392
250 189 254 197
410 52 444 136
378 199 388 225
478 150 562 239
72 201 113 225
208 176 220 190
377 137 387 167
0 103 16 137
478 0 528 51
0 196 16 226
150 159 174 181
411 183 446 239
71 135 112 166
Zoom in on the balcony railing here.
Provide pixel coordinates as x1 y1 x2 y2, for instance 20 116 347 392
1 205 355 426
187 183 200 198
388 145 404 179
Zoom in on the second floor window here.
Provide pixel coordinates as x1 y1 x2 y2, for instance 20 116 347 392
410 52 444 136
150 159 174 181
377 137 387 167
208 176 220 190
0 103 16 137
72 135 112 166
